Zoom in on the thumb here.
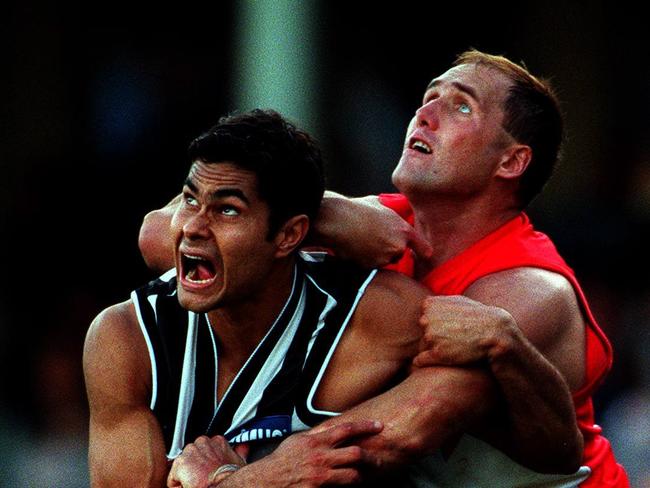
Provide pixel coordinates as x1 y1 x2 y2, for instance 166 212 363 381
407 230 433 263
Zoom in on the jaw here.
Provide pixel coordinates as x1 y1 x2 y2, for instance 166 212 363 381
176 285 222 313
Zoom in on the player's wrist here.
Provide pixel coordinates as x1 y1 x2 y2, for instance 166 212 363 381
485 308 521 365
207 464 240 486
207 463 242 487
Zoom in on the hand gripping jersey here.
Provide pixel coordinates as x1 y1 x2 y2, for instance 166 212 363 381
131 253 377 460
379 193 629 488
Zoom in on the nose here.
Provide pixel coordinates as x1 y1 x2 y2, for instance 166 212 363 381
415 100 439 130
182 210 210 240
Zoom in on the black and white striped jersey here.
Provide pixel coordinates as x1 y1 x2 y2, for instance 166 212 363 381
131 253 377 459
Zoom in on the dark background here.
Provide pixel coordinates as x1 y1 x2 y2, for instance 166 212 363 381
1 1 648 485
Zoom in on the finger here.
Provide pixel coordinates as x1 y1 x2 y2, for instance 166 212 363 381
314 420 383 446
166 466 181 488
194 435 213 449
406 230 433 262
412 349 441 368
323 445 382 469
323 467 363 485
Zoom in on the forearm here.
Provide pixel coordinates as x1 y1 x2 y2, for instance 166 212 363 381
89 411 169 487
306 191 374 249
317 366 495 469
306 192 430 269
486 329 583 473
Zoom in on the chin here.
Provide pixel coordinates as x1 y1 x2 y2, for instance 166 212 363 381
177 289 219 313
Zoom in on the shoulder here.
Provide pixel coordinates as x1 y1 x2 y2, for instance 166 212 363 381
368 269 430 305
465 267 586 388
83 300 151 409
84 300 141 362
353 269 430 346
466 268 580 344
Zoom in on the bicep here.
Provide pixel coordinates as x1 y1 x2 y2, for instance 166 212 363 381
89 406 168 487
464 269 586 390
84 303 168 487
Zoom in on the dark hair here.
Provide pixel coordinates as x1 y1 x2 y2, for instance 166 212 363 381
454 50 564 207
188 109 325 237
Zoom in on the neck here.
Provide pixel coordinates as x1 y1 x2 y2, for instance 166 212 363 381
207 258 297 358
407 191 521 274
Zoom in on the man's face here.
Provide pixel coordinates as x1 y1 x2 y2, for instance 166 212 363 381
392 63 514 198
171 161 279 313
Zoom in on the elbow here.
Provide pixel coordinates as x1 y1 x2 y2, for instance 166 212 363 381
558 427 584 474
138 210 174 273
529 425 584 475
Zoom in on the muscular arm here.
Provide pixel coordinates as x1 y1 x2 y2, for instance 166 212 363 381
306 192 432 268
312 195 583 473
312 271 498 469
414 269 585 472
465 269 584 472
84 301 169 487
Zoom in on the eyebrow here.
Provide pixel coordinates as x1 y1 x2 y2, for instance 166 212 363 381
426 79 480 103
183 177 250 205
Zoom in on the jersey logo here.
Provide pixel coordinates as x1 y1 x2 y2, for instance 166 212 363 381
226 415 292 444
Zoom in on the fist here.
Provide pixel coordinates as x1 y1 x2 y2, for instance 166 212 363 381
413 295 517 367
167 435 247 488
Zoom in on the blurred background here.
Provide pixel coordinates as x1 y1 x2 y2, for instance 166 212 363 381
1 1 648 486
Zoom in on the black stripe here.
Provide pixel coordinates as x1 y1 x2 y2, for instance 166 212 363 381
184 315 218 444
255 278 329 418
154 284 191 447
206 268 305 436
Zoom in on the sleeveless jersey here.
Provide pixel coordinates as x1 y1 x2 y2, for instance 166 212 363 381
131 253 377 459
378 193 629 487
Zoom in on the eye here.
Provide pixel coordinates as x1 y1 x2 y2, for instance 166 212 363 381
458 103 472 114
220 205 240 216
183 192 199 207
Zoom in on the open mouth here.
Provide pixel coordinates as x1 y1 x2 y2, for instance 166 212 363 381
181 253 217 284
410 138 432 154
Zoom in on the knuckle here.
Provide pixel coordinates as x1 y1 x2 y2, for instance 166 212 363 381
195 435 210 445
183 443 197 454
422 330 435 343
339 422 354 435
213 435 228 446
348 446 363 461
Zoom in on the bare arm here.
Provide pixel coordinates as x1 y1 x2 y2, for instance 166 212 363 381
139 194 180 273
311 194 583 473
306 192 432 268
216 367 494 488
414 270 585 473
168 422 385 488
84 301 169 487
310 272 499 470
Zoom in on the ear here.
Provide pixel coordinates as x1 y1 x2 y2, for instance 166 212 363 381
495 144 532 180
273 215 310 258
